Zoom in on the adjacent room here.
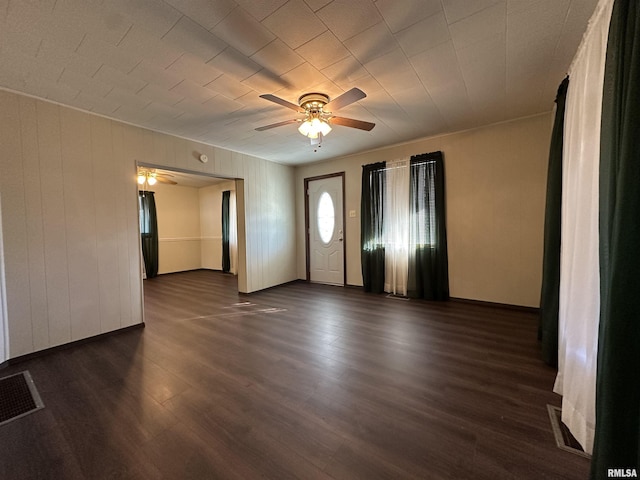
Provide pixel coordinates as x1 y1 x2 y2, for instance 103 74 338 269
0 1 638 478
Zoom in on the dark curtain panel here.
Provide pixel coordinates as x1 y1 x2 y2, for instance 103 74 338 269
539 76 569 368
222 190 231 273
361 162 386 293
591 2 640 478
138 191 158 278
407 152 449 300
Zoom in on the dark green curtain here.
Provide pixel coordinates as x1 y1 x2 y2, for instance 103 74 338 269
222 190 231 273
407 152 449 300
361 162 386 293
539 76 569 368
591 1 640 478
138 191 158 278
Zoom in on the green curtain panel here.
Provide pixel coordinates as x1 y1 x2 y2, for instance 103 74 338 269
138 191 159 278
361 162 386 293
539 76 569 368
222 190 231 273
591 1 640 478
407 152 449 300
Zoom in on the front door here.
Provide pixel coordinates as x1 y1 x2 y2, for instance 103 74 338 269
307 175 344 285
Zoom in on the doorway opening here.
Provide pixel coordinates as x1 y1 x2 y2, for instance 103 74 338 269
136 162 247 300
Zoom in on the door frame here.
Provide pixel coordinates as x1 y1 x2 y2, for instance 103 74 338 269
304 172 346 284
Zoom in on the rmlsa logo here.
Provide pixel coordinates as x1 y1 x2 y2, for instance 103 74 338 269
608 469 638 478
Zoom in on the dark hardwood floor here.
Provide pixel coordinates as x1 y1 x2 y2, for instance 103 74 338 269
0 270 590 479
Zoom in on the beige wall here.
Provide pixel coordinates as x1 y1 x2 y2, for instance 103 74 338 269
295 113 553 308
0 90 296 358
151 182 202 274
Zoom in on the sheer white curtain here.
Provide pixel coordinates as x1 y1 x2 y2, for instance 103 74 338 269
555 0 613 454
229 190 238 275
383 158 410 295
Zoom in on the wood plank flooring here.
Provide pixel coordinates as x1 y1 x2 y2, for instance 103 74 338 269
0 270 590 479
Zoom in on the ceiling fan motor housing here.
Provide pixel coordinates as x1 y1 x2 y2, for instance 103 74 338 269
298 93 330 113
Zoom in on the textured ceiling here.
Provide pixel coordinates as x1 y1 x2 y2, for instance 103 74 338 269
0 0 597 165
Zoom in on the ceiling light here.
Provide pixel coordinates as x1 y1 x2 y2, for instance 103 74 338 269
298 117 331 139
147 175 157 186
137 174 146 185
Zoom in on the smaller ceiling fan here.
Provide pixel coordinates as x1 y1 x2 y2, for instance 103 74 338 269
137 168 177 186
255 87 375 148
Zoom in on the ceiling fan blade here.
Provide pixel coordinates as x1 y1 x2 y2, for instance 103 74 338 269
330 116 375 131
324 88 366 112
259 94 303 112
155 176 177 185
255 119 299 131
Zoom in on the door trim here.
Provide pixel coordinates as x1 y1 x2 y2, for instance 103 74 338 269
304 172 346 284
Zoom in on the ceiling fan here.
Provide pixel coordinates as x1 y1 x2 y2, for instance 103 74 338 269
137 168 177 186
255 87 375 148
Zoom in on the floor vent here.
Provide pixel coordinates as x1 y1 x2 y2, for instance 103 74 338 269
0 371 44 427
547 404 591 459
386 294 410 301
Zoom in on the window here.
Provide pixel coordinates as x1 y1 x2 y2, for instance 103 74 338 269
317 191 335 244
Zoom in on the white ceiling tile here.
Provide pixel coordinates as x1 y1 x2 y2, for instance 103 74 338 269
242 70 290 94
172 98 213 115
213 7 276 57
137 83 184 106
36 40 102 78
164 0 237 30
129 61 184 91
0 22 43 58
457 32 506 78
395 12 451 58
205 74 254 100
250 40 305 76
93 64 147 95
410 41 465 91
144 101 183 119
207 47 262 81
53 0 132 46
363 48 419 93
203 94 245 114
441 0 503 24
344 22 398 65
279 62 329 92
262 0 327 49
449 3 506 50
105 88 150 111
376 0 442 33
321 55 369 84
167 53 224 86
295 31 351 70
6 0 85 51
116 26 184 69
162 16 228 61
317 0 382 42
108 0 182 38
59 69 113 98
507 0 569 42
170 78 217 103
235 0 289 22
76 35 142 73
73 92 122 115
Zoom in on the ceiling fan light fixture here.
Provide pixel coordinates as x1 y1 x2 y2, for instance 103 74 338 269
147 175 157 186
298 117 331 139
137 174 146 185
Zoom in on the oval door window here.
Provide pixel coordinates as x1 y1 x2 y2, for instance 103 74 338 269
317 192 335 244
